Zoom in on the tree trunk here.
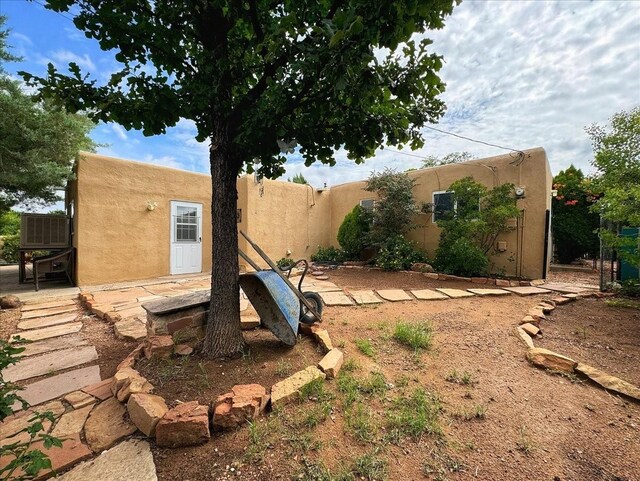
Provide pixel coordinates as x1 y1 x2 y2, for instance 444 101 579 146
202 126 246 359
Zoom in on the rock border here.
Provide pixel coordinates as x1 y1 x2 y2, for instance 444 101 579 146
99 321 343 449
514 292 640 401
314 263 544 287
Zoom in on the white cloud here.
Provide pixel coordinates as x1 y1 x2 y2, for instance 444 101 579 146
49 49 96 72
111 124 128 141
140 154 184 170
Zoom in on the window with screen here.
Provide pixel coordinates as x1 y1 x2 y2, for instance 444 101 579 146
175 206 198 241
433 191 454 222
359 199 376 211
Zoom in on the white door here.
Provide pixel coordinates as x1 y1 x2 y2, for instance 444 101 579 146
170 201 203 275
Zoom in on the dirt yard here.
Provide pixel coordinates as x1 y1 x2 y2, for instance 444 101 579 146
141 270 639 481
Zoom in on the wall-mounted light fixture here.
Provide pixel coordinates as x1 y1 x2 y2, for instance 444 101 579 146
146 201 158 211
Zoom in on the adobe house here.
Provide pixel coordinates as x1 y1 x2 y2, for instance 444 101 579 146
66 147 551 285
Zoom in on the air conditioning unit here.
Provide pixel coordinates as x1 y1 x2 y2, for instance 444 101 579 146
20 214 70 249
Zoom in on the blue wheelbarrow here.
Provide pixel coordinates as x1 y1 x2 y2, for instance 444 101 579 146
238 230 323 346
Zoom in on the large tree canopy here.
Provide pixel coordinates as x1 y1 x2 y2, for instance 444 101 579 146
23 0 458 358
586 106 640 265
0 16 96 212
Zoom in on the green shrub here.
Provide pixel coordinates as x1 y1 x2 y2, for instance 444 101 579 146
434 237 488 277
0 234 20 263
0 211 20 236
375 235 427 271
619 279 640 298
276 257 296 270
337 205 370 260
311 246 345 263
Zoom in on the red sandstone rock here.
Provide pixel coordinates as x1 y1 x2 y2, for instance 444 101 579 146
144 335 174 359
155 401 210 447
212 384 269 430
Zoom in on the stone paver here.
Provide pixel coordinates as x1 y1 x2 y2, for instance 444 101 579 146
376 289 413 302
19 334 89 358
51 404 94 438
17 312 78 330
319 291 353 306
435 288 476 299
0 433 92 480
20 305 77 319
64 390 96 409
82 378 114 401
21 299 76 312
15 365 101 409
411 289 448 300
503 286 551 296
350 290 383 305
3 346 99 382
114 318 147 341
467 288 511 296
540 283 588 294
84 397 137 452
0 400 65 440
57 439 157 481
12 322 83 342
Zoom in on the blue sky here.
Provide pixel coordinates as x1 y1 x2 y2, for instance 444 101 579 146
2 0 640 190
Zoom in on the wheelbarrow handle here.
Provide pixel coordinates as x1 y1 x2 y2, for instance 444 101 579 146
240 230 322 323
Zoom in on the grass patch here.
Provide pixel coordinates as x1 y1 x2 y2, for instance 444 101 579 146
300 377 334 402
275 359 292 378
345 402 378 443
300 402 332 429
352 448 388 480
386 387 442 442
451 403 488 421
393 321 433 352
445 369 475 386
354 338 375 357
337 371 388 407
605 298 640 310
342 359 360 372
244 418 280 462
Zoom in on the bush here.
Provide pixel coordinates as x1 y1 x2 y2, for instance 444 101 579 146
311 246 345 263
276 257 296 270
619 279 640 298
434 237 488 277
0 234 19 263
337 205 370 260
375 235 427 271
0 211 20 236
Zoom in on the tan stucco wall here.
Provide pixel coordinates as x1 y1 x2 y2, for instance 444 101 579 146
73 147 551 285
239 176 332 270
74 153 213 285
329 147 552 279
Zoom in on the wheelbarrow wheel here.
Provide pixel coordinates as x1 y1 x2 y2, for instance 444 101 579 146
299 291 323 324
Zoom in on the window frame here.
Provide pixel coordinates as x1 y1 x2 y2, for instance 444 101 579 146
432 190 456 223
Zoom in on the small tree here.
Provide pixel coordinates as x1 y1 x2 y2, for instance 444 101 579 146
434 176 519 276
365 169 419 245
0 17 96 213
586 106 640 265
551 165 599 264
288 173 308 185
24 1 457 358
422 151 475 168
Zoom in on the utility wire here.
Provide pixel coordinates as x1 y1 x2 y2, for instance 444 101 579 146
384 125 527 165
32 0 76 22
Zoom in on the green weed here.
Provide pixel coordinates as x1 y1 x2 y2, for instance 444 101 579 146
354 338 375 357
386 387 442 442
393 321 433 352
